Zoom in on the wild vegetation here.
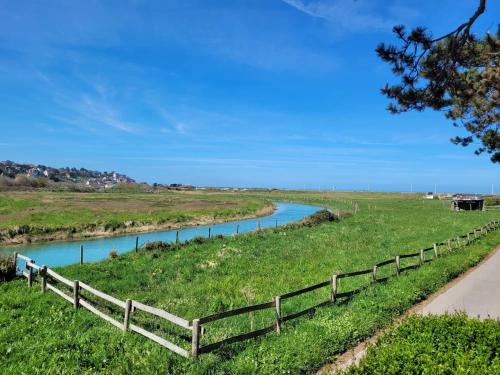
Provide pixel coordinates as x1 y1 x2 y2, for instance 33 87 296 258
0 254 15 282
0 191 498 373
0 191 271 244
345 314 500 374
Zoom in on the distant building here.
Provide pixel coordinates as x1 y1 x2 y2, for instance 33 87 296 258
27 167 45 178
451 194 485 211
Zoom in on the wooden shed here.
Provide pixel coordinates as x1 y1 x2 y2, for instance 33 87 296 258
451 194 485 211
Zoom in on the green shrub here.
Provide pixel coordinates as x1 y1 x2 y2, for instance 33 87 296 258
346 314 500 374
191 236 207 244
104 222 123 232
301 209 338 226
0 255 16 282
485 198 500 206
142 241 174 251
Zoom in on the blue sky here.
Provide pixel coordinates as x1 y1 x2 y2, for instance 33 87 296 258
0 0 498 192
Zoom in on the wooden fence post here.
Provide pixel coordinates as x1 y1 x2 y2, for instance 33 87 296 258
258 221 261 231
208 227 211 239
420 249 424 266
135 236 139 252
80 245 84 264
176 231 179 248
372 265 378 282
275 219 278 228
191 319 201 360
123 299 132 332
13 252 18 271
433 243 438 258
447 239 451 251
40 266 47 293
236 224 239 234
330 275 338 301
395 256 400 276
27 261 33 288
73 280 80 309
274 296 282 334
467 233 470 244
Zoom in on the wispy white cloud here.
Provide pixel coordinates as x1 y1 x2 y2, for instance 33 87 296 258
56 94 138 134
78 95 137 133
153 107 190 135
281 0 397 31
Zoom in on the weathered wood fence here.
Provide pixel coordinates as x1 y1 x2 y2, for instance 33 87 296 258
15 219 500 360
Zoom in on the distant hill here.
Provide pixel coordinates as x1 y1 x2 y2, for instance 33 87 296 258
0 160 135 188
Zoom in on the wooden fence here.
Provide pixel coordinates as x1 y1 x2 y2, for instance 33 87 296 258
14 219 499 360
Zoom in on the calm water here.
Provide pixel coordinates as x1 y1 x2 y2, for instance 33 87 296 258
1 202 320 268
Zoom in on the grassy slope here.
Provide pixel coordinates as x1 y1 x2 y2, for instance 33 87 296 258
345 314 500 374
0 191 269 234
0 193 499 374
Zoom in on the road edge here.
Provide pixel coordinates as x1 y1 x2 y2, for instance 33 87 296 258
316 244 500 374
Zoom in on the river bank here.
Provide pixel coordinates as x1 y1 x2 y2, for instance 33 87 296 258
1 202 320 268
0 203 275 245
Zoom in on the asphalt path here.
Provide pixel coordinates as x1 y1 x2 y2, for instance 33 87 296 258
421 247 500 319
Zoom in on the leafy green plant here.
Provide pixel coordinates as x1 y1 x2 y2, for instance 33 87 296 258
345 314 500 374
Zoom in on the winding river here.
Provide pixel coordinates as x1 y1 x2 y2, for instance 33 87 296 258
0 202 320 268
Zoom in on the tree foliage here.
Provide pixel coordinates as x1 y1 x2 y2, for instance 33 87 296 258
377 0 499 163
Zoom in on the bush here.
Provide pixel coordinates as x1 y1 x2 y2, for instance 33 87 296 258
109 249 118 259
191 236 207 245
104 222 123 231
301 209 338 226
142 241 174 251
14 175 32 186
0 176 14 187
346 314 500 374
485 198 500 206
0 255 16 282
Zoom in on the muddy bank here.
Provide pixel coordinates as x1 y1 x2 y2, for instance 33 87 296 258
0 204 275 245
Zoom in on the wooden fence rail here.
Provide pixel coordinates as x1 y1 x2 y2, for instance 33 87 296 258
14 219 500 360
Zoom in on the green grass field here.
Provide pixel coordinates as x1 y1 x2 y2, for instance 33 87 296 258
345 314 500 374
0 191 498 374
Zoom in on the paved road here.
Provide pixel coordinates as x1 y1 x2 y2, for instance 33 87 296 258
421 248 500 319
